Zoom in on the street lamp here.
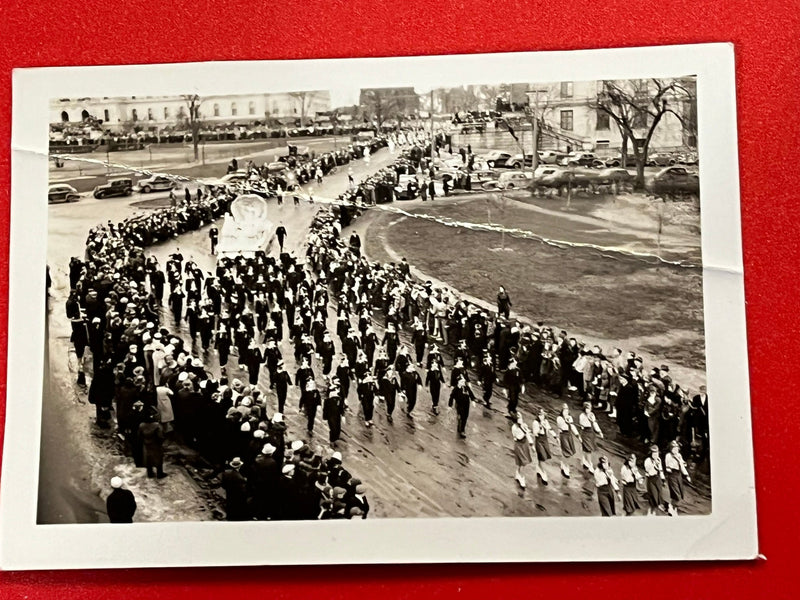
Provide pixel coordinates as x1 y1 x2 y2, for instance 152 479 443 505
525 89 548 173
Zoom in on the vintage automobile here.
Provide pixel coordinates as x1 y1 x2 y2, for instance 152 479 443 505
93 177 133 199
645 166 700 195
134 174 176 194
48 183 80 204
497 170 534 189
537 150 561 164
646 153 677 167
595 167 634 185
560 151 604 168
481 150 513 168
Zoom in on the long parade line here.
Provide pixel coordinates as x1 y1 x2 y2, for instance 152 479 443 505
49 152 701 270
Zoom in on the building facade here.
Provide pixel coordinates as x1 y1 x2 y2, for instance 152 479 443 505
521 78 697 153
51 91 331 131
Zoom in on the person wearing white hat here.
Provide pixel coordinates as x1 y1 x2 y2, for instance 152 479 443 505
106 477 137 523
221 457 248 521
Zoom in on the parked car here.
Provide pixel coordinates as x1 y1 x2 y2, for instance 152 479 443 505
560 152 603 167
134 175 176 193
508 154 533 169
603 154 638 167
468 169 497 187
676 151 699 165
595 168 634 185
646 166 699 195
497 170 534 189
646 153 677 167
481 150 513 168
48 184 80 204
93 177 133 199
535 166 599 189
535 150 559 164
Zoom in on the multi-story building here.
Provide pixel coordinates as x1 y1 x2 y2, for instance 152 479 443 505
520 78 697 154
51 92 331 131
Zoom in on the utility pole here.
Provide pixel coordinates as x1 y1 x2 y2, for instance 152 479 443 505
429 89 435 171
526 90 545 174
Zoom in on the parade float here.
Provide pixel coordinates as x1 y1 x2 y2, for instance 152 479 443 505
215 193 274 258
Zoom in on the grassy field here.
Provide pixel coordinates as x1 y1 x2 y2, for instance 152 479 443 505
365 196 706 370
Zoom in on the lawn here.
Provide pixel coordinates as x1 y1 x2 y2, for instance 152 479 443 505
364 196 706 371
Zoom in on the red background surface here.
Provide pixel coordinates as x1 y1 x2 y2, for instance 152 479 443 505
0 0 797 597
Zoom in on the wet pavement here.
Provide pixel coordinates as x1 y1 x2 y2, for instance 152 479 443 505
43 146 711 521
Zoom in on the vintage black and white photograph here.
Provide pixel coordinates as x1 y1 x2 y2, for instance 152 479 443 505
1 45 756 569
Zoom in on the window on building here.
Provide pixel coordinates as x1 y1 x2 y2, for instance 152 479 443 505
147 108 154 120
178 106 186 118
595 140 610 150
560 109 573 131
249 101 256 115
231 102 238 116
61 111 69 122
103 109 110 122
596 109 610 130
131 108 138 122
213 103 220 117
164 107 169 119
81 109 90 121
560 82 573 98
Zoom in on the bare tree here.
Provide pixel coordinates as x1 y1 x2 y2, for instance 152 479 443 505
593 79 694 189
360 88 420 129
289 92 310 127
181 94 203 161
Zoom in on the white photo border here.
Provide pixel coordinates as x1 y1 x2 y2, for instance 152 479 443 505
0 43 757 570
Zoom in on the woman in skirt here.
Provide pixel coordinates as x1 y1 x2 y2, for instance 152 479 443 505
594 456 620 516
555 403 578 478
511 413 535 489
664 440 692 516
531 409 556 484
578 402 604 472
619 453 644 516
643 444 668 515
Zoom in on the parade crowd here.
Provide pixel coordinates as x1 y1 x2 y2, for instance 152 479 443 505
68 131 709 522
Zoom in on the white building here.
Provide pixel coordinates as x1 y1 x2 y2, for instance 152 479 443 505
524 78 697 153
51 91 332 131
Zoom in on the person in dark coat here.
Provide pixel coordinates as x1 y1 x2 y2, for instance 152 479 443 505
479 353 495 408
250 443 280 520
428 179 436 200
503 358 524 417
208 226 219 254
138 409 166 478
275 224 288 252
301 379 322 435
449 375 475 438
244 340 266 386
273 361 292 413
357 375 378 427
88 359 115 428
400 363 423 416
379 367 401 423
221 457 249 521
106 477 137 523
323 385 345 443
496 286 512 319
425 362 445 414
616 372 640 437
